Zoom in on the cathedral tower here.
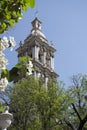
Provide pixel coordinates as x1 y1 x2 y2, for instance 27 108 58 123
16 17 58 84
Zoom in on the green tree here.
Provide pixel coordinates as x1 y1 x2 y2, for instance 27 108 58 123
6 77 67 130
0 0 35 34
64 74 87 130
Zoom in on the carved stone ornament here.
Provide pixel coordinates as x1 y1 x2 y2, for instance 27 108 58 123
0 111 13 130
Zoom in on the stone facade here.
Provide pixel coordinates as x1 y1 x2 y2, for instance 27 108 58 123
16 17 58 85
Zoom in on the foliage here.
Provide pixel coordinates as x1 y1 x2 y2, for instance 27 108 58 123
0 102 4 113
0 0 35 33
1 56 33 82
1 67 87 130
7 77 67 130
64 74 87 130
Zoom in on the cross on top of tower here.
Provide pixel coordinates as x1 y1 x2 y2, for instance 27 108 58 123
35 11 38 17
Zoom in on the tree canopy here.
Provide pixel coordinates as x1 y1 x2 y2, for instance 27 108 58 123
0 0 35 34
64 74 87 130
1 73 87 130
1 77 68 130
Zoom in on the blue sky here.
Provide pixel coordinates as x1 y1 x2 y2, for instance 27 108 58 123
1 0 87 87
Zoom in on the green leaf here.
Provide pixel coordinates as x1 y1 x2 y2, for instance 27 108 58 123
29 57 33 61
0 0 35 34
19 57 27 63
0 102 4 113
22 5 27 11
15 63 22 68
9 20 14 27
9 67 19 82
1 23 6 28
0 107 4 113
30 0 35 8
1 69 9 79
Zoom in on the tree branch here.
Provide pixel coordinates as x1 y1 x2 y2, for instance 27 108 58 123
71 103 82 121
64 119 75 130
83 114 87 123
77 114 87 130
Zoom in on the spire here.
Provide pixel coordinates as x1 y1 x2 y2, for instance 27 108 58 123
31 17 46 38
31 17 42 30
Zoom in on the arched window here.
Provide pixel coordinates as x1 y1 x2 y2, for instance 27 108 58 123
38 48 43 63
39 53 42 62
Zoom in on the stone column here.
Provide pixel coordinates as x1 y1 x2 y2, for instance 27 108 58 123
32 46 40 60
43 52 46 66
34 71 36 78
50 56 54 70
45 74 48 91
45 77 48 91
37 72 41 78
45 77 48 86
40 54 44 64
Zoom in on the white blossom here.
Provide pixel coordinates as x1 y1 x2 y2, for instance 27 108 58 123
0 57 8 69
0 51 5 58
0 43 9 51
0 37 8 45
0 77 8 91
0 36 16 92
0 43 6 51
26 60 33 76
9 36 16 51
26 70 32 76
0 37 9 51
0 36 16 51
26 61 33 69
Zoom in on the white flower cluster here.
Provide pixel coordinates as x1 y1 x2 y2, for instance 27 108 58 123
0 52 8 69
26 60 33 76
0 36 16 70
0 37 9 51
0 36 16 91
0 36 16 51
9 36 16 51
0 77 8 91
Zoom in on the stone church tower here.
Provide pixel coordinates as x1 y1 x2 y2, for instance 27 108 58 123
16 17 58 85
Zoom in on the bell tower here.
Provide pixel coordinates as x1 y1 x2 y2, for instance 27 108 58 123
16 17 58 85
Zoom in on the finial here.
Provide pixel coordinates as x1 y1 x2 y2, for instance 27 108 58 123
50 41 54 46
35 11 38 18
19 41 22 46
